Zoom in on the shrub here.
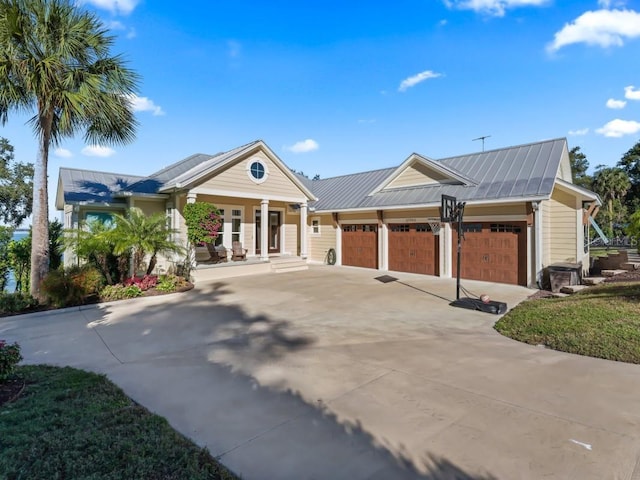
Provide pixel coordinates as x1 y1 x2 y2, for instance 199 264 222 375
183 202 222 246
100 284 143 301
41 265 104 307
123 274 158 291
156 274 181 293
0 340 22 381
0 292 39 314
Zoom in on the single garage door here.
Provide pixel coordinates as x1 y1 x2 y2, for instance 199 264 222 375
342 224 378 269
388 223 439 275
452 222 527 286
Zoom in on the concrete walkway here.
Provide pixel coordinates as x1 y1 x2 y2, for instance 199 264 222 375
2 266 640 479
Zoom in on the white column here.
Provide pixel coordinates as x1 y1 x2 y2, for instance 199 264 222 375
380 222 388 270
186 192 197 204
300 202 308 259
439 222 452 277
260 199 269 261
335 222 342 266
533 202 543 287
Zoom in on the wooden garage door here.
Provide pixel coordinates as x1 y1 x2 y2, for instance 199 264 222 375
452 222 527 286
342 224 378 269
388 224 439 275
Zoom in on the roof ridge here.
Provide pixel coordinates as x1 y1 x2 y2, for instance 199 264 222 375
59 166 146 178
439 137 566 161
315 166 397 182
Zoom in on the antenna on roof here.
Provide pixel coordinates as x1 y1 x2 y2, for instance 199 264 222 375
472 135 491 152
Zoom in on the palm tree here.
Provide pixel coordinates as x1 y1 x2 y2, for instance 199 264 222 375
112 208 184 276
66 218 118 284
0 0 139 299
592 166 631 236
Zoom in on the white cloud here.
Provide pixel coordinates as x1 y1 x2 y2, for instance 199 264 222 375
82 145 116 157
107 20 136 39
285 139 319 154
444 0 549 17
439 19 448 26
606 98 627 109
398 70 442 92
126 94 165 116
568 128 589 136
598 0 611 7
54 148 73 158
548 9 640 52
81 0 139 15
228 40 241 58
625 85 640 100
596 119 640 137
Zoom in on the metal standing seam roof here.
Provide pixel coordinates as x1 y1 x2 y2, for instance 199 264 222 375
309 138 567 211
59 167 148 205
58 137 570 212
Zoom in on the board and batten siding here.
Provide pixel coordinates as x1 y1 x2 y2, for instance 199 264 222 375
309 214 336 263
198 153 306 199
546 187 578 264
386 163 448 189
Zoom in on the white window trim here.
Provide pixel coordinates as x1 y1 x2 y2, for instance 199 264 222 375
311 217 321 236
246 158 269 184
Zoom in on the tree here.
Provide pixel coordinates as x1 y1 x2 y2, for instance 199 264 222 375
617 140 640 211
112 208 183 276
0 0 139 300
568 146 591 189
592 166 631 237
65 218 120 284
0 226 13 290
0 137 33 226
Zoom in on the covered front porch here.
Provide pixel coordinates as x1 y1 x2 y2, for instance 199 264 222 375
191 255 308 282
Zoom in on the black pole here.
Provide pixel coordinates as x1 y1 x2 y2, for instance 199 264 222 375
456 212 462 300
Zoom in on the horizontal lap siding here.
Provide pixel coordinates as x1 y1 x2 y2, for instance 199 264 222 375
463 203 527 217
199 153 305 199
309 214 336 263
387 164 447 188
548 188 577 263
383 208 440 220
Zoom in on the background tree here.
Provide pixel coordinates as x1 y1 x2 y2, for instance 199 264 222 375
568 146 591 189
592 166 631 237
0 226 13 290
617 140 640 211
112 208 183 276
0 137 34 226
0 0 139 300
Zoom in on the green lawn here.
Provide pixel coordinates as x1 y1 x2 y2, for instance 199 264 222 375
495 282 640 364
589 247 619 258
0 365 238 480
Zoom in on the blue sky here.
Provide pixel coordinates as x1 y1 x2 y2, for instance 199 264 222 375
2 0 640 218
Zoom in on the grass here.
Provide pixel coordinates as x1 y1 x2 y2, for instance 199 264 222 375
0 365 238 480
495 282 640 364
589 247 619 258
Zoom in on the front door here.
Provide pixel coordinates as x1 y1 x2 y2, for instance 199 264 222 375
256 211 281 254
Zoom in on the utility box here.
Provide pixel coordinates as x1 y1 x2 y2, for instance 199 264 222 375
548 262 582 293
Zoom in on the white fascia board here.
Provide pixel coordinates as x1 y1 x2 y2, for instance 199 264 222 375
555 179 602 205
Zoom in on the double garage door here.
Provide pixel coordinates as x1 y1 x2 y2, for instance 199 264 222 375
342 221 527 286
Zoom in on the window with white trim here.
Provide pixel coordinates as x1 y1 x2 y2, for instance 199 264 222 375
311 217 320 235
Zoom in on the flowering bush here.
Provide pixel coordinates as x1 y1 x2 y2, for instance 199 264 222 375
0 340 22 381
123 274 158 291
183 202 222 246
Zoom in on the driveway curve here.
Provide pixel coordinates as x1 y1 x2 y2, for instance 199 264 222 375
2 265 639 479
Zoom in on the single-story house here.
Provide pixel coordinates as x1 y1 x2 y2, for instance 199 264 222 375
56 137 601 287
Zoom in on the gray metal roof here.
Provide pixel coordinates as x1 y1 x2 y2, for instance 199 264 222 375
59 167 148 205
58 137 570 212
310 138 567 211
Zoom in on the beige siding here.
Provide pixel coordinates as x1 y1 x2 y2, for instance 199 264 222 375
464 203 527 217
383 208 440 221
134 199 165 216
198 153 306 199
309 214 336 262
544 187 578 264
338 212 379 223
387 163 449 189
284 209 299 255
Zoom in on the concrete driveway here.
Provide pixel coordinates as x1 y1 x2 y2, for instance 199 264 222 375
1 266 639 479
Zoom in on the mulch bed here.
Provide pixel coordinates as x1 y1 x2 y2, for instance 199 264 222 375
604 270 640 283
0 377 25 407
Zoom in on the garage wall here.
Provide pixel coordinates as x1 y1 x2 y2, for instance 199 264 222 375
463 203 527 218
383 208 440 220
546 187 578 264
308 214 336 263
338 212 379 222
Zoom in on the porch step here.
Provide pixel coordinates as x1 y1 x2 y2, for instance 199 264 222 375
270 256 309 273
582 277 606 286
621 262 640 271
560 285 589 294
601 269 627 277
